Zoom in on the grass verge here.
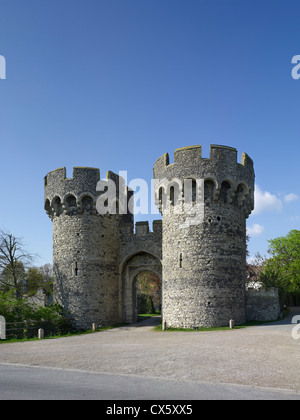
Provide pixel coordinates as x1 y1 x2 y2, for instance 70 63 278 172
153 318 283 332
0 322 129 344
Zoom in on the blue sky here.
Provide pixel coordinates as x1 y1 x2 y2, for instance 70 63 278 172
0 0 299 266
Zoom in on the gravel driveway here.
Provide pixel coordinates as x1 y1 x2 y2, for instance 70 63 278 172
1 308 300 394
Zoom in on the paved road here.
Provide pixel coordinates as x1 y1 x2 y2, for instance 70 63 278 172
0 363 300 400
0 309 300 400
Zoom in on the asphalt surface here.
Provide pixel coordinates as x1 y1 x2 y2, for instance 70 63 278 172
0 308 300 400
1 363 300 400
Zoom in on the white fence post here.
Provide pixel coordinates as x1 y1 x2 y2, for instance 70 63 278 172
0 315 6 339
38 328 44 339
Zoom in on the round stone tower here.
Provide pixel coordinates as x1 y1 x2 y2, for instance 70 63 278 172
153 145 255 328
44 167 131 330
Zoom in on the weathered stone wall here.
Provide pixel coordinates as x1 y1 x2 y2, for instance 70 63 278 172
44 167 162 330
120 220 162 265
45 167 124 329
44 145 260 331
120 220 162 323
245 287 281 322
121 251 162 323
52 213 122 329
153 145 255 328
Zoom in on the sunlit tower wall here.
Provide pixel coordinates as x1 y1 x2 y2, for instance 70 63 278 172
44 167 133 330
153 145 255 328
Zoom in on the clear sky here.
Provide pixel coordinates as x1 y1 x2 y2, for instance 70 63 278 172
0 0 299 266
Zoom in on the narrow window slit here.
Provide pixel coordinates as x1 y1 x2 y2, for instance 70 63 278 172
75 261 78 276
179 253 183 268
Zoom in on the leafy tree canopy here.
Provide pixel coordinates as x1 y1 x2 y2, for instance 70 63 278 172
261 230 300 292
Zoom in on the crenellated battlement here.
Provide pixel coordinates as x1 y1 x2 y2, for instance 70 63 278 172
44 167 130 192
135 220 162 236
153 144 253 175
120 220 162 236
44 167 133 220
119 220 162 273
44 167 100 190
153 145 255 218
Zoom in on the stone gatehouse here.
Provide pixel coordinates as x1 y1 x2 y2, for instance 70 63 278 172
44 145 280 330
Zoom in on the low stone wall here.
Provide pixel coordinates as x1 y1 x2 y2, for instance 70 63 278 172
245 287 280 322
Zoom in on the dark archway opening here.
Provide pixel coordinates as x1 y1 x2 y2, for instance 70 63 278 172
121 251 162 323
135 270 162 315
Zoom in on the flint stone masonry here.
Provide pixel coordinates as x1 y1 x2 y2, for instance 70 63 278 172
44 145 278 330
44 167 162 330
245 287 281 322
153 145 255 328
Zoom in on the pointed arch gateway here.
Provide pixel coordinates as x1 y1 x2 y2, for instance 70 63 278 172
120 251 162 323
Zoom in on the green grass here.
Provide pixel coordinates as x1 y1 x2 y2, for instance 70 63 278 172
153 318 282 332
153 324 246 332
0 313 284 343
0 322 129 344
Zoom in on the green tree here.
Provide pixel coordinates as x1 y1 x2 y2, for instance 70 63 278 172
0 261 26 295
261 230 300 292
38 263 53 299
136 271 161 310
25 267 44 296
